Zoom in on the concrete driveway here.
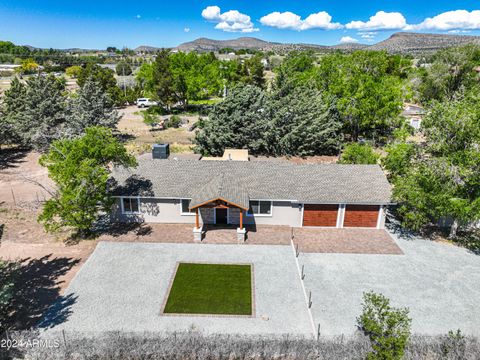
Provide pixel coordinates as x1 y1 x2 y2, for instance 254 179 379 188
42 242 313 337
300 230 480 336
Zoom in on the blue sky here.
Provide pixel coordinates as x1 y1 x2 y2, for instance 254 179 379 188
1 1 480 49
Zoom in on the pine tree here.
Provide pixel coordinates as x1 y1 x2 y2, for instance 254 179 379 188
65 78 121 137
7 75 66 151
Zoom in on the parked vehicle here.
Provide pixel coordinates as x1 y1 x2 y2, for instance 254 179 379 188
136 98 158 108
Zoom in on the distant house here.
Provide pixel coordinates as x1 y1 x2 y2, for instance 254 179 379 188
111 149 392 241
402 103 426 130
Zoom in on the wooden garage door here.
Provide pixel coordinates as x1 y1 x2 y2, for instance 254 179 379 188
344 205 379 228
303 204 338 227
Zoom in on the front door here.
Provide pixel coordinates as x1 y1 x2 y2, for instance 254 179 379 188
215 208 228 224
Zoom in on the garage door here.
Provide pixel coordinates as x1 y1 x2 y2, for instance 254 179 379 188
343 205 379 228
303 204 338 227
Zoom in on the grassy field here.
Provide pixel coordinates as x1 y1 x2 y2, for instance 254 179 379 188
163 263 252 315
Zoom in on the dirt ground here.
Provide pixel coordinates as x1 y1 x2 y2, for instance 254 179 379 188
0 150 54 204
117 105 197 154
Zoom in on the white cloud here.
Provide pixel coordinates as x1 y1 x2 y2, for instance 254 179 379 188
184 27 190 33
407 10 480 31
358 31 377 41
346 11 407 30
201 6 258 33
340 36 359 43
260 11 342 31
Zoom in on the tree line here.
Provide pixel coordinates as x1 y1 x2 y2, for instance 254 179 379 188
136 49 265 109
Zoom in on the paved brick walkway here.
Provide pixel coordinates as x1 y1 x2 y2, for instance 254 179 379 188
293 228 403 255
99 223 402 254
99 223 292 245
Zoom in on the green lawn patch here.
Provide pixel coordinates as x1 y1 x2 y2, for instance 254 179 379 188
163 263 253 315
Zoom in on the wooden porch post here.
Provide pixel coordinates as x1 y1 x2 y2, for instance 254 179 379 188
195 207 199 229
239 209 243 229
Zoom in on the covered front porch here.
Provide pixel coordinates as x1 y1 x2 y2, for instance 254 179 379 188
190 197 249 242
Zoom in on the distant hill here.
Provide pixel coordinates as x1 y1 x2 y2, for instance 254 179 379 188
174 32 480 55
134 45 162 53
329 43 369 51
176 37 275 52
369 32 480 54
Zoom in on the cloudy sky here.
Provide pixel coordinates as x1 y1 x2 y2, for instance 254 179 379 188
1 0 480 48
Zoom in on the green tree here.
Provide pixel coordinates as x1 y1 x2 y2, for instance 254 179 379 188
38 127 137 237
417 45 480 103
393 93 480 237
65 78 121 136
65 65 82 78
357 291 411 360
136 62 156 96
152 49 175 109
339 143 379 164
77 64 122 106
116 61 133 76
15 58 39 75
267 86 342 156
382 142 416 179
195 85 269 156
6 75 66 151
0 260 16 332
315 51 406 142
274 51 316 90
0 77 25 146
244 55 265 88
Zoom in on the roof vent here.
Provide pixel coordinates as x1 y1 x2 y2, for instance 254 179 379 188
152 144 169 159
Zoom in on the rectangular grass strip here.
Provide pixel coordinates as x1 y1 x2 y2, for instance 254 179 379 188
163 263 252 315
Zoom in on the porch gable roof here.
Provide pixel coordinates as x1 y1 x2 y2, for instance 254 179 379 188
189 174 249 210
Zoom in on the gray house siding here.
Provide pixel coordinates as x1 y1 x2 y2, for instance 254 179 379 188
112 198 301 227
112 197 385 229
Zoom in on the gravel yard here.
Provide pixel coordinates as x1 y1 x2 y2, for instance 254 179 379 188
43 242 313 337
301 230 480 337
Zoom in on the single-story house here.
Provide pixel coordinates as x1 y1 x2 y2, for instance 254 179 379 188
111 156 392 241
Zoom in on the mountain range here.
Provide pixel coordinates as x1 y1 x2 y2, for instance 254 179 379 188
139 32 480 55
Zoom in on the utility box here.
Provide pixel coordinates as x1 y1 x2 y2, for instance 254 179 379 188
152 144 170 159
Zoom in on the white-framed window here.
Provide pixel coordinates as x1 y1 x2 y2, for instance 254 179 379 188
121 197 140 214
247 200 272 216
181 199 195 215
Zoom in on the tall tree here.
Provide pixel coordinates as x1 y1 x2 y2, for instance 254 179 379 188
392 92 480 237
267 86 342 156
417 45 480 103
77 64 122 106
152 49 174 109
0 77 25 146
194 85 269 156
65 78 121 137
38 127 137 237
5 75 66 151
315 51 405 143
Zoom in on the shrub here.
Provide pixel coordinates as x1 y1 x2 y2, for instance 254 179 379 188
357 291 412 360
115 61 132 76
165 115 182 129
441 329 467 359
9 331 480 360
0 260 17 333
142 111 160 129
65 65 82 78
339 143 379 164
